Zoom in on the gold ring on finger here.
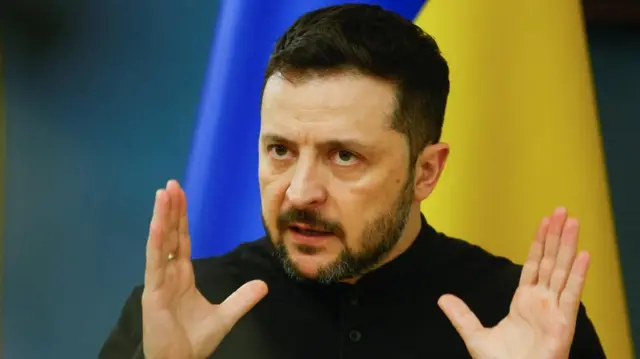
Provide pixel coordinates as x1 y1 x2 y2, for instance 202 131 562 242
167 252 176 261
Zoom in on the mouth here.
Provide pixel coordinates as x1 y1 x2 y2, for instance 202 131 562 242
288 223 335 237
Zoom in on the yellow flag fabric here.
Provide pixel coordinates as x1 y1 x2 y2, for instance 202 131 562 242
416 1 634 358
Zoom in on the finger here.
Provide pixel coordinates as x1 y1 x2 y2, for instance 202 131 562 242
559 251 590 320
145 189 169 290
538 207 568 287
549 218 579 295
165 180 181 256
519 216 549 286
438 294 484 344
214 280 269 335
176 182 192 260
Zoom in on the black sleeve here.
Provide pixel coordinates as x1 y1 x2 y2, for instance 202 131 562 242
98 286 146 359
569 303 607 359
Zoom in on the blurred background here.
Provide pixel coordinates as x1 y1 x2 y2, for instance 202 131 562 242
1 0 639 358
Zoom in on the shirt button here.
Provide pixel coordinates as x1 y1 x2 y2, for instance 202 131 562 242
349 296 358 305
349 329 362 342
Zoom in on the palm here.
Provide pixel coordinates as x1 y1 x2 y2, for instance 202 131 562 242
142 181 267 359
439 208 590 359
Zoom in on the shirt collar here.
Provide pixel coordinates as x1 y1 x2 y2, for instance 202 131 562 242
353 213 438 289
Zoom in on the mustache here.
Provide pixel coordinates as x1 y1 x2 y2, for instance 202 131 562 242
277 208 345 238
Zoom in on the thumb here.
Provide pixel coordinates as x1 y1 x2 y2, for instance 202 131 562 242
438 294 484 343
215 280 269 334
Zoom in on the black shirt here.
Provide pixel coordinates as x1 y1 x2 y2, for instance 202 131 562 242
99 216 606 358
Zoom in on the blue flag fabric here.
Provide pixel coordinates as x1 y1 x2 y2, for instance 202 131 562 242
184 0 426 259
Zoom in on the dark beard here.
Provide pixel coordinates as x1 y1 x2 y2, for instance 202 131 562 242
264 176 414 284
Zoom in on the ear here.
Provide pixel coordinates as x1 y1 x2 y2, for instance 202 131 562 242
413 142 450 201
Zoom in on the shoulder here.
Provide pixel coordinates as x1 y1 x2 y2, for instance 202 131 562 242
428 233 521 298
191 237 278 302
436 233 605 358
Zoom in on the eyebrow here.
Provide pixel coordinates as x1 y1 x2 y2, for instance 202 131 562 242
260 133 377 153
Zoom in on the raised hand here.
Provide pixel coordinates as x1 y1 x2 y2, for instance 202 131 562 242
438 207 590 359
141 180 268 359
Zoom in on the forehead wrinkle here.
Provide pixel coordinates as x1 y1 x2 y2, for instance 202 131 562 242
260 72 402 156
262 100 396 140
262 72 396 121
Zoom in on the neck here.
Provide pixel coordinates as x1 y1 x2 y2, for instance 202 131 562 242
340 205 423 284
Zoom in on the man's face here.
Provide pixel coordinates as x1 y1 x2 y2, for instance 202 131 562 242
259 71 416 283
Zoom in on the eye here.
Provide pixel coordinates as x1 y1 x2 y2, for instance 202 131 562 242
267 144 292 160
332 150 359 166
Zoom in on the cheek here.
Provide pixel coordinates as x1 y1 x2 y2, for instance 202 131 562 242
259 168 289 222
326 186 370 248
332 172 407 245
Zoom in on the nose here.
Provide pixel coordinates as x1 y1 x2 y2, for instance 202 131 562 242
286 158 327 208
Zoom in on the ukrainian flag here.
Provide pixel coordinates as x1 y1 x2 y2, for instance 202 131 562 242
183 1 634 357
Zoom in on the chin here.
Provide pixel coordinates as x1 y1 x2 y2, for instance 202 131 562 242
285 242 339 278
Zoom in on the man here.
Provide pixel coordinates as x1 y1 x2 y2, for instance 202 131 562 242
99 4 606 359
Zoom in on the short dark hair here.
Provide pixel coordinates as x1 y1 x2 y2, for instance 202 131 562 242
263 4 450 163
